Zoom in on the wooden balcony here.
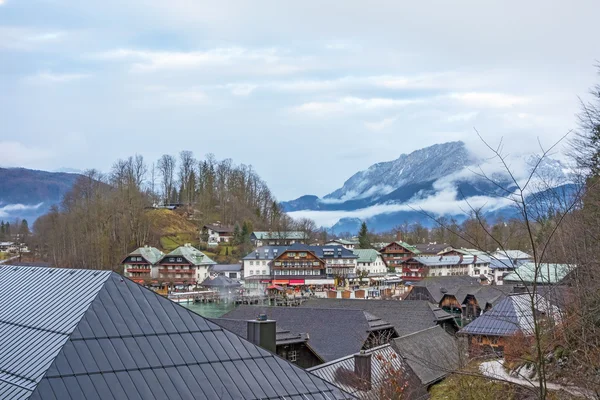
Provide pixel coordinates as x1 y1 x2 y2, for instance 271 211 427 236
158 269 195 274
127 268 151 273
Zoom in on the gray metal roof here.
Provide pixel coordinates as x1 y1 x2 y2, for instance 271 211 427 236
0 267 111 400
308 345 428 400
222 306 388 362
0 265 354 400
301 299 449 337
208 318 310 346
392 326 460 386
411 255 488 267
210 264 242 272
459 293 561 337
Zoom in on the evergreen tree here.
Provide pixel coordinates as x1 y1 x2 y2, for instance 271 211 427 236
232 223 241 245
358 222 370 249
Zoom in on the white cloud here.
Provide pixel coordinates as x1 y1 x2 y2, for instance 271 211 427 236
24 71 91 84
0 0 6 6
0 27 67 50
0 141 52 166
224 83 257 96
92 47 306 75
292 96 422 116
449 92 531 108
365 116 398 131
0 203 44 219
447 111 478 122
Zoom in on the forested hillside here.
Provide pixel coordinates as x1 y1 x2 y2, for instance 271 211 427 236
32 152 293 270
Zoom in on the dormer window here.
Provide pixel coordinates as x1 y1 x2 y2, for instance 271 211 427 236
288 252 296 257
176 257 183 262
169 258 175 262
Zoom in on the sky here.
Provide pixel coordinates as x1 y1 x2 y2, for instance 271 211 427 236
1 0 599 201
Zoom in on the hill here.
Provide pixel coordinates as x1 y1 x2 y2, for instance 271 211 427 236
0 168 81 222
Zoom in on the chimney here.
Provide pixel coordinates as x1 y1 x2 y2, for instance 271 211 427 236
354 351 372 390
396 231 402 241
474 255 478 263
247 314 276 353
459 255 463 263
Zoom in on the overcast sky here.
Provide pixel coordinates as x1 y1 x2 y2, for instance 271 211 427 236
1 0 599 200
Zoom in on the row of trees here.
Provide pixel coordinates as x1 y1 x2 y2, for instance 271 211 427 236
0 219 29 241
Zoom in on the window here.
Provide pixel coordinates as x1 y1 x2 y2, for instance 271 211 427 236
250 270 254 275
288 252 296 257
299 252 307 257
262 270 266 275
249 261 254 265
176 257 183 262
169 258 175 262
262 261 266 266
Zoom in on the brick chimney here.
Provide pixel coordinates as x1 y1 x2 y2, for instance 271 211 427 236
247 314 276 353
396 231 402 241
354 351 372 390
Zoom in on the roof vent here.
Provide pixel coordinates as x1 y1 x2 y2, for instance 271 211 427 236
441 287 448 293
257 313 268 321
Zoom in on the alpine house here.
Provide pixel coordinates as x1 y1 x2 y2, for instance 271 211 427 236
0 265 353 400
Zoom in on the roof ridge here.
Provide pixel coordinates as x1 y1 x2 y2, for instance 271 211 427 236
396 325 440 339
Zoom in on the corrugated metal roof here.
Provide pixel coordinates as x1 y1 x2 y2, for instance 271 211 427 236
127 246 164 264
308 345 428 400
503 263 574 284
1 265 354 400
459 293 561 337
210 264 242 272
411 255 488 267
0 266 112 399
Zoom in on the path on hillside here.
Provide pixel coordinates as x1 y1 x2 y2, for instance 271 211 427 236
0 255 19 264
480 359 594 398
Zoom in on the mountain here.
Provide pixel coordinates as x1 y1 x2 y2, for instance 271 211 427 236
281 141 574 234
0 168 82 223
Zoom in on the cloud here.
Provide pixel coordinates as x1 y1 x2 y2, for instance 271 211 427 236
223 83 257 96
92 47 306 75
0 203 44 218
0 27 66 50
24 72 91 84
365 116 398 131
0 141 52 167
0 0 5 6
449 92 530 108
292 96 422 116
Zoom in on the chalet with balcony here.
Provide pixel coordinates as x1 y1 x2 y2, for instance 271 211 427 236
251 231 308 247
378 241 421 272
157 243 216 287
202 223 234 246
404 255 491 282
120 245 164 284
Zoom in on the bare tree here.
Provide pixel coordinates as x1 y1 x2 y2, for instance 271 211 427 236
157 154 176 204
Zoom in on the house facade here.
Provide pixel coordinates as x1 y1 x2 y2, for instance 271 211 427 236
157 243 216 286
326 239 358 250
251 231 308 247
120 245 164 284
378 241 421 272
203 224 234 246
352 249 388 276
404 255 491 281
209 263 242 279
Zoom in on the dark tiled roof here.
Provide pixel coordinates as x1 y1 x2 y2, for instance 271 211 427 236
449 284 515 308
301 299 445 337
392 326 460 386
222 306 381 362
199 275 242 288
242 246 289 261
0 265 354 400
413 243 449 255
242 245 358 261
204 224 234 234
308 345 429 400
410 276 480 303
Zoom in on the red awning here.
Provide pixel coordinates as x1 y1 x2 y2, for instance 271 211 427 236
273 279 289 285
289 279 305 285
267 285 284 290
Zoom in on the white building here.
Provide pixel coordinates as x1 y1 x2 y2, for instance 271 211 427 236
408 255 491 280
352 249 387 276
203 224 234 246
325 239 357 250
210 264 243 280
120 245 164 284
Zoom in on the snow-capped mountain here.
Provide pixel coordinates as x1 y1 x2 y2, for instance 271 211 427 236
281 141 574 234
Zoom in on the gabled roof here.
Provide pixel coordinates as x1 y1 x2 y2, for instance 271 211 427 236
161 244 216 266
352 249 382 264
222 305 389 362
308 345 428 400
301 299 449 337
392 326 460 386
210 263 242 272
410 276 481 303
503 263 575 284
459 293 561 337
327 239 358 246
0 265 353 400
242 246 289 260
410 255 489 267
125 245 164 264
380 241 421 254
492 249 532 260
447 284 515 308
252 231 307 240
199 275 242 288
203 224 234 234
413 243 449 255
